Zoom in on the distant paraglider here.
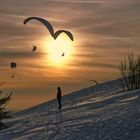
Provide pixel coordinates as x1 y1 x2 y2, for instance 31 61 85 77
24 17 74 41
89 80 98 85
10 62 17 69
11 75 14 78
10 62 17 78
32 46 37 52
61 53 65 57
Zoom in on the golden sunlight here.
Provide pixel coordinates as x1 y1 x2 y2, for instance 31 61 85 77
43 35 75 67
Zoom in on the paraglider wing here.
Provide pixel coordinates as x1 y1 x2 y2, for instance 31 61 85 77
10 63 13 68
10 62 16 69
24 17 55 37
89 80 98 85
54 30 74 41
10 62 14 69
11 75 14 78
32 46 37 52
61 53 65 57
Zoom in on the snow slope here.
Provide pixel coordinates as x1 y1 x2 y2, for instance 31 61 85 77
0 79 140 140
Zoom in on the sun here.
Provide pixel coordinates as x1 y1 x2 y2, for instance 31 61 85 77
43 35 74 67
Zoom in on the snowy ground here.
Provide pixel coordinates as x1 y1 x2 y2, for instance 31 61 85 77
0 79 140 140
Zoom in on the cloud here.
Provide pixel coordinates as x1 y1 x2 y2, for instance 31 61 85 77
0 0 140 109
50 0 140 4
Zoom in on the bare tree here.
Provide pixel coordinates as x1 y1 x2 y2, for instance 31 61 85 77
119 53 140 91
0 91 12 130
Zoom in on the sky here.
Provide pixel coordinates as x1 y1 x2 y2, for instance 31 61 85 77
0 0 140 110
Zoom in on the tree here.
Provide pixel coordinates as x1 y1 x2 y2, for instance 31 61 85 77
119 53 140 91
0 91 12 130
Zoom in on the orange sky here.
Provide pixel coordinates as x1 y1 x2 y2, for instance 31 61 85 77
0 0 140 111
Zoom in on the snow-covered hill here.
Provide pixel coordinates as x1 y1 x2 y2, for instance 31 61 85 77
0 79 140 140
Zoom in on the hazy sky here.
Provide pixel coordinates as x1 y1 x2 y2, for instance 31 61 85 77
0 0 140 110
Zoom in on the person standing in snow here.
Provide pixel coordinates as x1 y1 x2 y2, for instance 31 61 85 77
56 86 62 109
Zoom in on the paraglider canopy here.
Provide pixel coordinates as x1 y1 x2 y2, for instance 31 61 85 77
24 17 54 37
10 62 17 69
32 46 37 52
54 30 74 41
89 80 98 85
11 75 14 78
24 17 74 41
61 53 65 57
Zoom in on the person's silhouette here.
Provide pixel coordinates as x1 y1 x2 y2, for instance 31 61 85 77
57 86 62 109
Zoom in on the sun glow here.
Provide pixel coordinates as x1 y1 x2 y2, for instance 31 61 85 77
43 35 74 67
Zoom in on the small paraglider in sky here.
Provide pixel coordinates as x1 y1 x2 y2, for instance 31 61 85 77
32 46 37 52
61 53 65 57
10 62 17 69
24 17 74 41
89 80 98 85
11 75 14 78
10 62 17 78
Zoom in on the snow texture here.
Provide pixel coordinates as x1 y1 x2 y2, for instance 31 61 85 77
0 79 140 140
